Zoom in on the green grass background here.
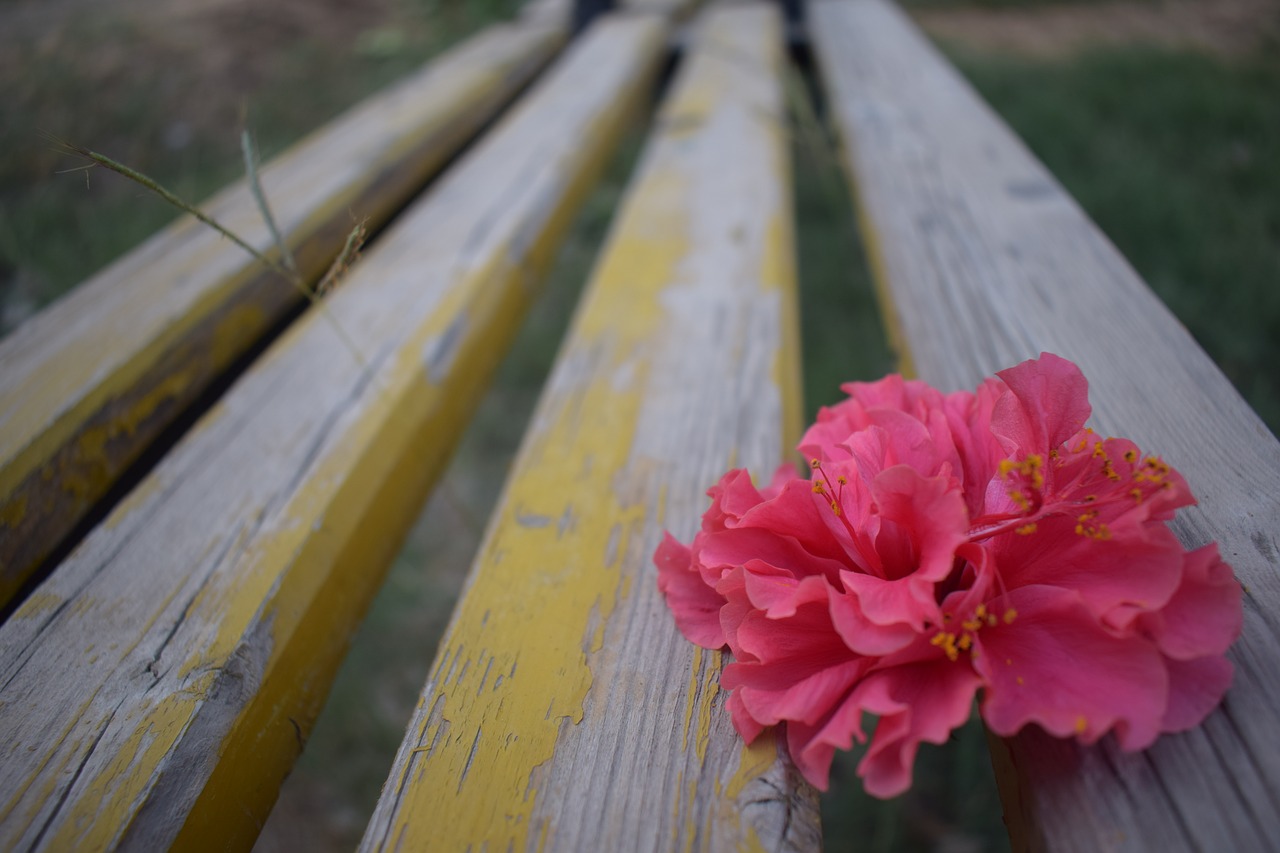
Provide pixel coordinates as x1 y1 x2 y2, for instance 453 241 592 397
2 0 1276 849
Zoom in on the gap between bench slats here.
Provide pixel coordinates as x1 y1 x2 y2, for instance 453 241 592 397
0 14 667 852
360 4 821 850
808 0 1280 850
0 16 566 611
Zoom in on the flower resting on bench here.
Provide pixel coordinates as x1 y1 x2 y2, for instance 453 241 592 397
654 353 1242 799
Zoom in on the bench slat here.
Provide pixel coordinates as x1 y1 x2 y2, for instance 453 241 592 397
0 16 666 851
360 5 821 850
810 0 1280 849
0 18 565 608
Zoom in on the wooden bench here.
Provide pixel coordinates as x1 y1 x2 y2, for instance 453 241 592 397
1 0 1276 850
0 9 566 608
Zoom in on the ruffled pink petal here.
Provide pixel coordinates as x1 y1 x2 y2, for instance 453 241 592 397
786 718 841 791
715 566 755 661
703 467 784 532
872 466 968 583
832 466 966 631
792 659 981 797
828 586 918 656
1138 543 1242 659
741 564 831 618
977 585 1168 751
698 526 848 586
721 588 868 728
726 688 767 743
731 594 845 664
655 533 727 649
991 353 1092 455
724 656 865 729
945 379 1005 515
990 515 1184 623
1161 655 1234 732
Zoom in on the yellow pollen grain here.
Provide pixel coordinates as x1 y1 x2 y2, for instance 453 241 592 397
1003 608 1017 623
1075 716 1088 735
1015 523 1037 535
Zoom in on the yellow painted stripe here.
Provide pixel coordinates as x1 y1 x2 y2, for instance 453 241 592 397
0 19 566 608
362 6 817 850
0 17 663 853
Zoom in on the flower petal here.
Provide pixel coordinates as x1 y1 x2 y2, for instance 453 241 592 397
655 532 727 649
977 585 1167 751
1161 655 1234 732
992 352 1092 455
1139 543 1243 659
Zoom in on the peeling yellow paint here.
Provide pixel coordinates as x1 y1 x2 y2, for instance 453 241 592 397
12 590 59 618
726 730 780 801
48 682 210 851
764 212 804 456
0 493 25 528
382 267 662 847
373 26 672 850
682 647 702 753
693 649 720 761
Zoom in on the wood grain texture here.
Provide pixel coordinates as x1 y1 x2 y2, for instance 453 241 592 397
809 1 1280 850
0 16 665 852
360 5 819 852
0 20 566 608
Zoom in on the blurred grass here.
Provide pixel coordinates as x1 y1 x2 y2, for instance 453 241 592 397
0 0 524 326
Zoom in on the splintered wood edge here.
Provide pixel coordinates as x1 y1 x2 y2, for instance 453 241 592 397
810 0 1280 850
0 17 664 853
360 5 820 852
0 19 566 608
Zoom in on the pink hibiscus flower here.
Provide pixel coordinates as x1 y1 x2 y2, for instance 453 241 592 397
655 353 1242 798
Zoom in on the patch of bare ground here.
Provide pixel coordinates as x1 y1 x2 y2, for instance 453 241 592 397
912 0 1280 59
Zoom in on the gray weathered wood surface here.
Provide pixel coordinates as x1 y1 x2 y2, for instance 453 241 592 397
810 0 1280 849
360 4 820 851
0 15 665 852
0 18 564 607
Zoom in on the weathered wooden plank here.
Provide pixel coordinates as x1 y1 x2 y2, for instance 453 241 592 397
0 16 666 852
0 19 566 608
360 5 819 851
809 1 1280 850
